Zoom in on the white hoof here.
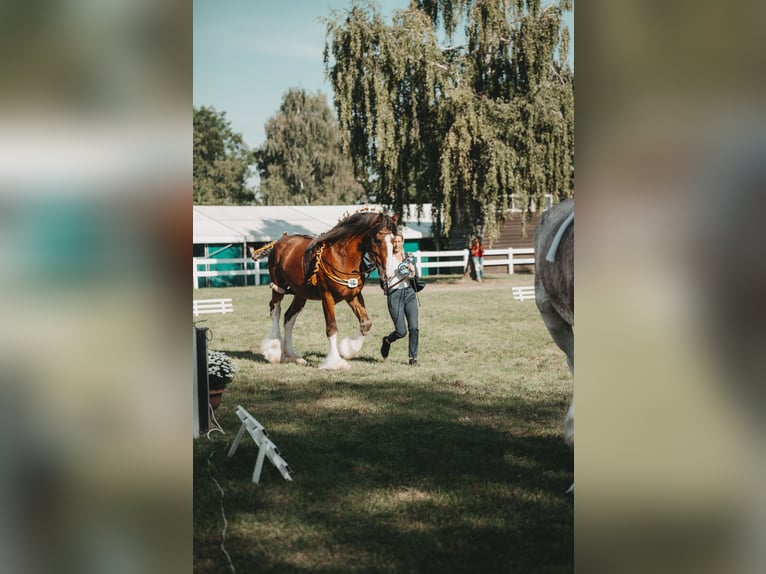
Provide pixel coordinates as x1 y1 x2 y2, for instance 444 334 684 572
282 355 306 366
260 338 282 364
338 335 364 359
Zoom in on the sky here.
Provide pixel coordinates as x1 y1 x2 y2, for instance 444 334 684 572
194 0 574 153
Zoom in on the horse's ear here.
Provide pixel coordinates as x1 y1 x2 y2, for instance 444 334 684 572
391 213 400 225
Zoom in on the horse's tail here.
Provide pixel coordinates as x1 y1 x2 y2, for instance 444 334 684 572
249 232 287 261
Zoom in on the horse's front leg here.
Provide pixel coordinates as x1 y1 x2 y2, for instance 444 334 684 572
338 293 370 360
318 292 350 371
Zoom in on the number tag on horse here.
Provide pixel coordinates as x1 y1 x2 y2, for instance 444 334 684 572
347 278 359 288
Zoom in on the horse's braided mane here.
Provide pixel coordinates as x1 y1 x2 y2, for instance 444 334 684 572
306 209 396 253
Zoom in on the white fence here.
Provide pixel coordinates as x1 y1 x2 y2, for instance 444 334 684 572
193 247 535 289
193 257 268 290
512 285 536 301
410 247 535 276
193 298 234 316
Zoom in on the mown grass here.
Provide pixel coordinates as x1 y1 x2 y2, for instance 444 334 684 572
194 274 573 573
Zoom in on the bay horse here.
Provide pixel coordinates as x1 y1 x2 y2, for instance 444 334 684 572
533 197 574 491
250 210 399 370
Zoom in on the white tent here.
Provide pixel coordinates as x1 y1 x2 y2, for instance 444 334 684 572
193 204 434 245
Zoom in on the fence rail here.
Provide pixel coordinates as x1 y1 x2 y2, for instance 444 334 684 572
193 247 535 289
511 285 536 301
193 257 268 289
410 247 535 276
193 298 234 315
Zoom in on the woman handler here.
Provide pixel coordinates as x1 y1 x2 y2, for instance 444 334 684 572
380 232 419 366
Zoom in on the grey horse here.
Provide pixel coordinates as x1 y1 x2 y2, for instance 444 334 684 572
534 198 574 491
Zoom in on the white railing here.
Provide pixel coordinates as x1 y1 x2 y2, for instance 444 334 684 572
410 247 535 276
193 257 268 289
193 298 234 316
512 285 536 301
193 247 535 288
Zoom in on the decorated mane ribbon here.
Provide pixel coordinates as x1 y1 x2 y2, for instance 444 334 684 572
308 243 325 286
249 232 287 261
308 242 364 289
546 210 574 263
250 238 277 259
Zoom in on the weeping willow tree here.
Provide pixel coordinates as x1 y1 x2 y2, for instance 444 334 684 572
324 0 573 244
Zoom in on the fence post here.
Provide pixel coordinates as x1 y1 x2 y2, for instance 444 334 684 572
414 251 422 277
508 247 514 275
463 249 469 274
193 326 199 437
193 259 199 289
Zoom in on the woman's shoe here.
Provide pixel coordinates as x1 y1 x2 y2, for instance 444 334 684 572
381 337 391 359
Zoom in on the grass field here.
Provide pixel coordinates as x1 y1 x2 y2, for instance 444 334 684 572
193 274 573 573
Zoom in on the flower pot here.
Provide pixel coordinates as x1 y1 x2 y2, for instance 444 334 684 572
209 389 225 410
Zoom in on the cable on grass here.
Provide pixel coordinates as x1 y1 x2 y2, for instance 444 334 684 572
207 449 236 574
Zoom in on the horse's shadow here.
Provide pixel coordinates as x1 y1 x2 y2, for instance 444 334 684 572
297 351 380 367
226 350 269 364
350 355 380 364
223 350 383 368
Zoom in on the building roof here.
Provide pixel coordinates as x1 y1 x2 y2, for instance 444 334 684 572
193 204 434 244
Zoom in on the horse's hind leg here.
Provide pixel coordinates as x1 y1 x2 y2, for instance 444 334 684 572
282 296 307 365
338 294 370 360
537 296 575 492
565 394 574 449
260 291 284 363
541 308 574 448
539 305 574 449
536 295 574 374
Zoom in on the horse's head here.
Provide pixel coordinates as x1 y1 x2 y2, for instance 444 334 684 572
364 212 399 289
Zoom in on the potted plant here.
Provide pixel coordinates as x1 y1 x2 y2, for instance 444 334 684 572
207 350 236 410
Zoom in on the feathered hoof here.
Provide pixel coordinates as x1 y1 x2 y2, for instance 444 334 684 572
318 357 351 370
338 335 364 360
260 339 282 364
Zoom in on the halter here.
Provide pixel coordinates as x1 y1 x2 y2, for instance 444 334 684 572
307 242 369 289
303 212 397 291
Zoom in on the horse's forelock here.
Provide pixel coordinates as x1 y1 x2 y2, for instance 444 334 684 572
373 212 397 235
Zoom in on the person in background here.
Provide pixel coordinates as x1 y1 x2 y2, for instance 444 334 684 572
381 232 420 366
470 236 485 282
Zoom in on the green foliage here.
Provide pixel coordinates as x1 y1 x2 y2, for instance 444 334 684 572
193 106 255 204
324 0 574 243
255 88 366 205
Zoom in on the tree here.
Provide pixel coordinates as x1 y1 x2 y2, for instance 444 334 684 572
193 106 255 204
324 0 573 243
255 88 365 205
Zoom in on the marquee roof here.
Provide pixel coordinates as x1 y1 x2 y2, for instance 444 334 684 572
193 205 434 245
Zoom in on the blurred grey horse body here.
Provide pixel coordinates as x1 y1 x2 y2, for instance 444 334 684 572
534 198 574 490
